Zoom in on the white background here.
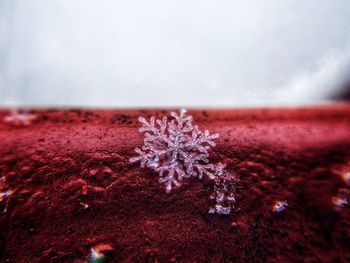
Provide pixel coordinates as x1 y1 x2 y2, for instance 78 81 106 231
1 0 350 107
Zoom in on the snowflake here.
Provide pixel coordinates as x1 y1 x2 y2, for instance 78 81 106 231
130 109 238 215
130 109 221 193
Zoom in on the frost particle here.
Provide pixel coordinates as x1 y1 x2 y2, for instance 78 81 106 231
272 200 288 213
214 204 232 215
332 188 350 209
3 109 36 126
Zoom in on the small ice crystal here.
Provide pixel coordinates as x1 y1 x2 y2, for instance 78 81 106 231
0 177 11 200
272 200 288 213
130 109 220 193
208 207 216 214
90 248 104 261
3 109 36 126
332 196 348 208
209 164 238 215
0 190 12 202
213 204 232 215
0 176 12 213
88 243 113 263
332 188 350 209
80 202 89 209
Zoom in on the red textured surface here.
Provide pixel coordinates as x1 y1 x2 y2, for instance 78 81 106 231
1 106 350 262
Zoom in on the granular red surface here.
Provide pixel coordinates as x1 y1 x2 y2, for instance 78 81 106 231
1 105 350 262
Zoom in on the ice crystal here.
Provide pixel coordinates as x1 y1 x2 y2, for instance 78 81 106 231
88 243 113 263
272 200 288 213
332 188 350 209
209 164 238 215
3 109 36 126
130 109 220 193
0 176 12 213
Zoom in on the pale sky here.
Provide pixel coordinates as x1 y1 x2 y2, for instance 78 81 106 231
1 0 350 107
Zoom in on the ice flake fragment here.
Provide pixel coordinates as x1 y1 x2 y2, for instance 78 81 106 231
80 202 89 209
209 168 238 215
208 207 216 214
3 109 36 126
332 188 350 209
272 200 288 213
0 190 12 202
332 196 348 208
214 204 232 215
0 176 12 213
88 243 113 263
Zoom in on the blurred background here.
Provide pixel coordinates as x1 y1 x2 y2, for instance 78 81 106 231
1 0 350 108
